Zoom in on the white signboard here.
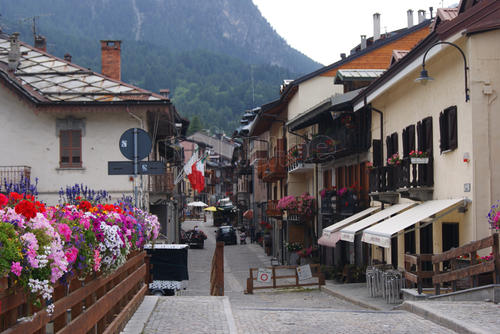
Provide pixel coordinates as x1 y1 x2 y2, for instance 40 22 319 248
256 268 272 283
296 264 312 281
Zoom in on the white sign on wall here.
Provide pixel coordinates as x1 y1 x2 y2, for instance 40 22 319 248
296 264 312 281
256 268 272 283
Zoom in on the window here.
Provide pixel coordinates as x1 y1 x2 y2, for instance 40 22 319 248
60 130 82 167
439 106 458 153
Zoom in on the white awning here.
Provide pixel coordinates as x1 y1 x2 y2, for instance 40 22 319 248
320 206 380 247
362 198 466 248
340 202 416 243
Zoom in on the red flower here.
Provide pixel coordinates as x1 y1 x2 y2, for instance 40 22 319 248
0 193 7 207
9 192 23 204
15 200 37 220
35 201 46 213
78 200 92 212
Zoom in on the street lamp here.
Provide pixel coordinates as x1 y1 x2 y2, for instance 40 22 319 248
415 41 470 102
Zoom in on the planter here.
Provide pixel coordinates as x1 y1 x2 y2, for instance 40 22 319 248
0 276 8 290
289 252 300 265
411 157 429 164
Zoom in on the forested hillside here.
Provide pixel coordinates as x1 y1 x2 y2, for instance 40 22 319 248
0 0 320 132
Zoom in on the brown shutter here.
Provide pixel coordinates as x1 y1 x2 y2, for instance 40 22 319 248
402 127 408 157
391 132 399 154
408 125 416 153
439 111 446 153
417 121 424 151
448 106 458 151
423 117 433 153
386 135 392 159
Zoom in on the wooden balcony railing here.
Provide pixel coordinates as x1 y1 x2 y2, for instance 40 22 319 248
0 165 31 185
265 200 282 217
262 153 286 182
149 171 175 193
369 157 434 193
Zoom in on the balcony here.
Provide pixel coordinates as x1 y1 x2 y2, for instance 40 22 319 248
265 200 282 217
0 166 31 187
262 153 286 183
369 157 434 203
149 171 175 194
287 144 314 174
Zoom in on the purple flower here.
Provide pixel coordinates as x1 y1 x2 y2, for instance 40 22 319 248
11 262 22 276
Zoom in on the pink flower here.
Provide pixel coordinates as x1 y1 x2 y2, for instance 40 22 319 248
57 223 72 242
11 262 22 276
94 250 101 272
65 246 78 263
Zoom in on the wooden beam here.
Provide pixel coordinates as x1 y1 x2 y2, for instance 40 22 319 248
432 236 494 263
433 261 495 284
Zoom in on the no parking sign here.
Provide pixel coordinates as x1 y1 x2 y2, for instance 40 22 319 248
256 268 272 283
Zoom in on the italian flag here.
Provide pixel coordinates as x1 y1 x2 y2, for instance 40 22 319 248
184 149 205 193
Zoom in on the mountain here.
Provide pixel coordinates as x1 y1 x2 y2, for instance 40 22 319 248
0 0 320 74
0 0 321 132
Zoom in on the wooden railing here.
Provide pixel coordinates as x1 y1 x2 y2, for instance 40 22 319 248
210 242 224 296
0 251 147 334
404 253 434 294
262 153 286 183
403 234 500 296
245 264 324 294
265 200 282 217
432 233 499 295
149 171 175 193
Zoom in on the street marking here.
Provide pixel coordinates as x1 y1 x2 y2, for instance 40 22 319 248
223 297 237 334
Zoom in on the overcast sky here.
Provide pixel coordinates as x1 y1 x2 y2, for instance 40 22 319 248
252 0 459 66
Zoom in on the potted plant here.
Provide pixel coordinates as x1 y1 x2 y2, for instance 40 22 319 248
387 153 402 166
409 150 429 164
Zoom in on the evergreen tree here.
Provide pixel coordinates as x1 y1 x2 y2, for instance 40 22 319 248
187 116 203 136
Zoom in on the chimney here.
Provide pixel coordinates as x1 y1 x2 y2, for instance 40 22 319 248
429 7 434 19
8 32 21 72
340 53 346 60
64 53 72 63
373 13 381 41
159 89 170 98
418 10 426 23
100 40 121 81
407 9 414 28
360 35 367 50
34 35 46 52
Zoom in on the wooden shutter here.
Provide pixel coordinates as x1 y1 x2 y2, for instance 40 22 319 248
386 135 392 159
408 125 416 153
447 106 458 151
391 132 399 154
60 129 82 167
423 117 433 153
439 112 447 153
373 139 382 167
402 127 408 157
417 121 424 151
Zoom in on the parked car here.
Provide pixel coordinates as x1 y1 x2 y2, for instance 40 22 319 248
215 226 237 245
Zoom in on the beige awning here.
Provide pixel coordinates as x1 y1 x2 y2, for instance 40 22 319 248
320 206 381 247
340 202 416 243
362 198 467 248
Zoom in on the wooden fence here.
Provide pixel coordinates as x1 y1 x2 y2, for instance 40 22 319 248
404 233 500 295
246 264 325 294
210 242 224 296
0 251 147 334
404 254 433 294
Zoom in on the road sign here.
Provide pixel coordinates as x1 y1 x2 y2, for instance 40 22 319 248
108 161 166 175
119 128 152 161
256 268 272 283
296 264 312 281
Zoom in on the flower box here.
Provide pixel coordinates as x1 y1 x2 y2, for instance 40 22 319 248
411 157 429 164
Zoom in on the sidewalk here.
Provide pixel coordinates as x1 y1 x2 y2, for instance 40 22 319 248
321 281 500 334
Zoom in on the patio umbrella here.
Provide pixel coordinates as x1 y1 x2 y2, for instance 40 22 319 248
204 206 218 212
187 201 208 207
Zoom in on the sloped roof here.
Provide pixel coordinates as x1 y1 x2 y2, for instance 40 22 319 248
0 34 168 105
390 50 410 65
335 69 385 81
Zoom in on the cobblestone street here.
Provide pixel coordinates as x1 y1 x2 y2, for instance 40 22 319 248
126 219 463 334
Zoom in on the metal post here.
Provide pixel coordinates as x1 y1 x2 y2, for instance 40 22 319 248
134 128 138 207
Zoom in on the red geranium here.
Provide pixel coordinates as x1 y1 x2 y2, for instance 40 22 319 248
35 201 46 213
78 200 92 212
15 200 37 220
9 192 23 204
0 193 8 207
